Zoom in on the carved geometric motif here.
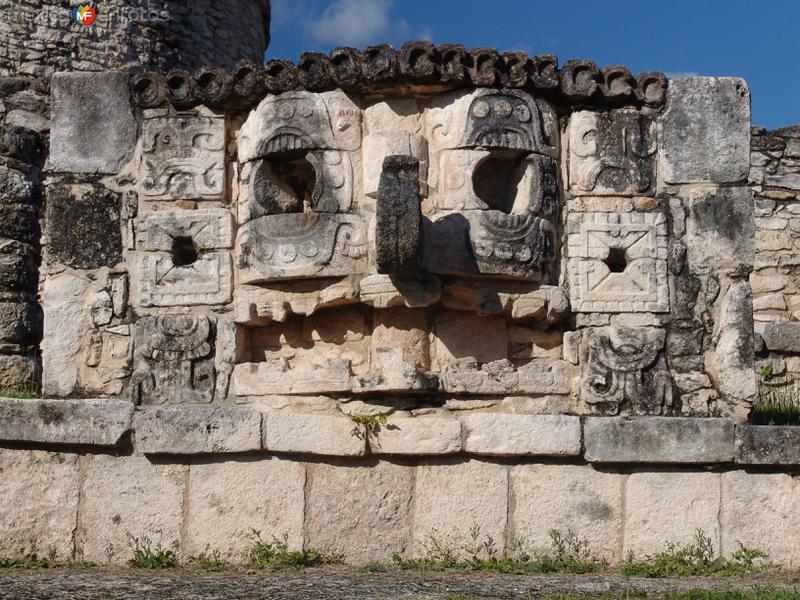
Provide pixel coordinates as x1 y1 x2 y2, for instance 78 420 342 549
136 208 234 250
568 212 669 312
140 115 225 200
136 251 232 307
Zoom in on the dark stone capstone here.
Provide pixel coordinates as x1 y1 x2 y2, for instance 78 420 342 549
46 185 122 270
376 155 421 275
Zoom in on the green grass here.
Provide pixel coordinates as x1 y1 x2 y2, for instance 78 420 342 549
620 530 768 577
189 547 225 572
127 535 177 569
247 532 340 570
0 387 41 399
0 543 95 569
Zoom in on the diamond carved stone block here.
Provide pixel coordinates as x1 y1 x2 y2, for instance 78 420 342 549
236 213 367 283
568 212 669 312
136 208 234 251
140 114 226 200
136 251 232 307
568 110 656 196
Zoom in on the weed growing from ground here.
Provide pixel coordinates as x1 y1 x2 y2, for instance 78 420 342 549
619 530 769 577
127 534 177 569
247 531 340 570
189 546 225 572
0 542 95 569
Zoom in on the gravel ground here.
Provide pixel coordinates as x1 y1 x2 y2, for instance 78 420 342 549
1 568 800 600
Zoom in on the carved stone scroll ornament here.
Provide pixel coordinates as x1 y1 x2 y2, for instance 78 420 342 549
130 314 215 405
580 327 673 415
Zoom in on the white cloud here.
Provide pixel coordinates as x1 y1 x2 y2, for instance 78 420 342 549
664 71 700 78
304 0 394 47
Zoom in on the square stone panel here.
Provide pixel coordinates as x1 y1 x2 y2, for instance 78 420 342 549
136 251 232 307
136 208 234 251
140 115 226 200
568 211 669 312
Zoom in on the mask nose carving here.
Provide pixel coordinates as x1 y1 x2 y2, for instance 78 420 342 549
375 155 422 276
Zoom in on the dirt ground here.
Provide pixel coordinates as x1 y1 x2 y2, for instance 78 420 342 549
1 567 799 600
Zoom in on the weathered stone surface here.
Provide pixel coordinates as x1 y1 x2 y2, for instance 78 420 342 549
46 184 122 270
0 169 34 204
568 110 656 195
136 208 234 251
376 155 421 274
659 77 750 183
413 460 508 558
234 280 358 324
372 307 430 370
352 347 439 394
42 273 89 397
369 416 462 455
358 274 441 309
186 458 305 560
306 461 414 563
0 299 40 345
583 417 734 463
0 449 80 560
140 114 225 200
0 203 38 246
236 214 367 283
440 280 569 323
49 72 136 174
720 471 800 567
80 454 185 564
510 465 623 560
567 211 669 313
0 397 133 446
580 327 673 416
233 359 352 396
441 358 570 395
135 250 232 307
624 472 720 557
735 425 800 465
264 411 365 456
0 354 37 389
761 321 800 352
434 312 508 367
134 406 262 454
461 413 580 456
684 186 754 273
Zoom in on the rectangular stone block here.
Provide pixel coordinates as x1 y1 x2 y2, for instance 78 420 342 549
49 71 136 174
79 454 186 564
135 250 232 307
369 416 462 455
264 411 366 456
583 417 734 463
735 425 800 465
136 208 234 251
306 461 414 563
624 472 721 557
413 460 508 558
134 406 262 455
0 449 80 560
721 471 800 567
0 397 133 446
186 457 305 560
232 359 352 396
462 413 581 456
659 77 750 184
510 465 623 560
761 321 800 352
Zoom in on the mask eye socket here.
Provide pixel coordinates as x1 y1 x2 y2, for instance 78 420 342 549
494 99 512 118
472 100 490 118
514 104 531 123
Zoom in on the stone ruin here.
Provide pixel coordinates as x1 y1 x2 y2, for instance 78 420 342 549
2 0 800 568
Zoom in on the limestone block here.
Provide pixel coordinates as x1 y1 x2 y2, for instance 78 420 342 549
233 359 352 396
0 398 133 446
721 471 800 567
583 417 734 463
413 460 508 558
186 458 305 560
0 354 38 390
761 322 800 352
0 252 37 293
45 184 122 270
80 454 185 563
140 114 225 200
0 299 40 345
264 411 366 456
369 416 462 455
49 72 136 174
567 211 669 313
135 251 232 306
568 110 656 195
134 406 262 454
372 307 430 369
753 293 786 311
659 77 750 183
735 425 800 465
234 280 357 323
624 472 721 557
508 326 562 361
306 461 414 563
434 311 508 367
461 413 580 456
364 131 427 198
580 327 672 416
440 280 570 323
756 230 793 252
441 358 570 395
0 169 35 205
684 186 754 273
510 465 623 560
136 208 234 251
750 274 788 294
352 347 439 393
236 213 367 283
358 273 441 308
376 155 422 274
238 90 361 163
0 449 80 560
42 272 89 397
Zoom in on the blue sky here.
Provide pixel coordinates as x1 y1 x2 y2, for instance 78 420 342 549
268 0 799 129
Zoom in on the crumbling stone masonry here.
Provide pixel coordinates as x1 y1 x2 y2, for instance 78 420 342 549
2 1 800 569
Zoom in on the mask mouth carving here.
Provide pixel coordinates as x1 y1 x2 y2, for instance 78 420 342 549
262 128 313 155
469 127 531 151
472 149 529 214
